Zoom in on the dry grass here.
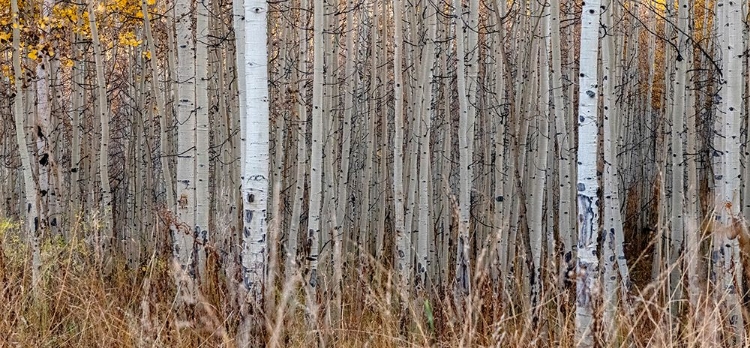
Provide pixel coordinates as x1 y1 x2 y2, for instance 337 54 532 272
1 214 750 347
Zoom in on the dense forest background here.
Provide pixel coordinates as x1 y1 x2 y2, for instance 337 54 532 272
0 0 747 346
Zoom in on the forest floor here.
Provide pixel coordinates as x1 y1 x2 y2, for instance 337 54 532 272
0 216 744 347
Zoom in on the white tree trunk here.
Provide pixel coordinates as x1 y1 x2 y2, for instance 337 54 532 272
527 1 550 325
417 4 436 293
575 1 602 346
601 0 618 336
668 0 689 320
550 0 574 291
393 0 409 298
454 0 475 301
11 0 41 297
174 0 197 277
287 0 309 276
195 0 211 284
88 0 113 272
713 0 744 344
305 0 324 335
238 0 270 345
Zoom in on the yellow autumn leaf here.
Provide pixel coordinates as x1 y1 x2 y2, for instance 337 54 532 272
28 49 38 60
143 50 152 60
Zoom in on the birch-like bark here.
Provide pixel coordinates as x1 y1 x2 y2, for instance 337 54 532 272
173 0 197 277
550 0 574 291
69 11 84 233
287 0 309 276
142 0 176 211
238 0 270 345
195 0 211 284
454 0 474 301
575 1 602 346
12 0 41 297
713 0 744 344
440 23 453 286
332 0 355 324
601 0 617 335
668 0 689 319
234 0 247 176
491 0 507 296
35 0 54 237
305 0 324 334
417 3 436 293
527 2 550 324
361 8 377 257
393 0 409 298
87 0 113 271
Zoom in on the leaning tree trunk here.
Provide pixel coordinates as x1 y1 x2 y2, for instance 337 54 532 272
575 0 602 346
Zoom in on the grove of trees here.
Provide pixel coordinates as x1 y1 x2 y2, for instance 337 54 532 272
1 0 750 346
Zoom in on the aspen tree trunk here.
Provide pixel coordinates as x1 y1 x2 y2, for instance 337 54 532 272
11 0 41 297
337 0 356 228
35 0 54 237
69 13 84 232
195 0 211 284
393 0 409 300
306 0 324 337
332 0 355 325
376 48 388 263
142 0 176 211
653 12 672 282
234 0 247 176
361 0 378 260
668 0 689 320
87 0 113 272
287 0 309 276
575 1 602 346
686 4 704 304
320 1 336 279
713 0 744 344
404 4 420 262
527 1 550 325
173 0 197 277
416 2 436 293
454 0 474 302
600 0 618 336
238 0 270 345
550 0 574 292
491 0 507 297
440 20 453 287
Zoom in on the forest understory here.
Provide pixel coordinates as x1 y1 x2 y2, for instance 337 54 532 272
1 204 748 347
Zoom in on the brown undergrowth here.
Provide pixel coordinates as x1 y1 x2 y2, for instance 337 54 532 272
3 213 750 347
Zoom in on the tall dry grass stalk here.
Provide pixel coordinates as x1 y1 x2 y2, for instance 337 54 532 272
2 210 750 347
